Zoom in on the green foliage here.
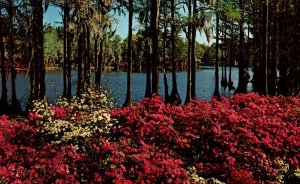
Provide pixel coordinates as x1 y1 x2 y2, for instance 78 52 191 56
169 34 207 66
202 43 223 65
202 43 215 65
219 0 241 20
44 26 63 66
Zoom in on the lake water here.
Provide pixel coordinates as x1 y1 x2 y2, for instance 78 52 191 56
0 66 253 108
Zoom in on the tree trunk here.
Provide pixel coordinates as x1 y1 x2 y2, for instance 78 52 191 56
38 5 45 100
220 25 224 87
98 39 103 85
8 0 20 112
63 1 68 98
95 33 103 88
77 22 85 97
191 0 197 98
144 0 152 98
145 40 152 98
94 37 99 86
277 1 288 95
123 0 133 107
66 6 72 101
269 3 279 96
224 23 228 87
0 8 8 112
27 17 35 111
261 0 268 95
85 26 91 89
162 18 169 102
252 0 259 92
31 0 45 100
228 32 234 90
169 0 181 104
87 27 91 88
185 0 192 104
150 0 160 95
213 6 220 99
236 0 247 94
221 23 227 87
246 21 250 69
228 22 234 90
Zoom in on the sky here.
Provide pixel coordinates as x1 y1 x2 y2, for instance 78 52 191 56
44 5 209 45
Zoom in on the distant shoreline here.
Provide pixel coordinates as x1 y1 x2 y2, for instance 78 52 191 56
16 67 63 72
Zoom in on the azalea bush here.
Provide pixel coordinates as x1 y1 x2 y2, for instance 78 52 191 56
111 93 300 183
0 115 81 183
29 88 116 148
0 93 299 183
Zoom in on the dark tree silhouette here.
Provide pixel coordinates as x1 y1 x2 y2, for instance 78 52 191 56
185 0 192 104
150 0 160 94
144 23 152 98
162 2 169 102
235 0 247 94
213 4 221 100
0 7 8 112
124 0 133 107
191 0 197 99
261 0 269 95
169 0 181 104
7 0 20 112
77 21 85 96
31 0 46 101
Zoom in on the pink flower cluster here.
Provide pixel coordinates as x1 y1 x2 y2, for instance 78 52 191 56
0 93 299 183
0 115 80 183
111 93 300 183
49 106 70 120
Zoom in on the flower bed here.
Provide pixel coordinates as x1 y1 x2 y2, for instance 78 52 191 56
0 93 299 183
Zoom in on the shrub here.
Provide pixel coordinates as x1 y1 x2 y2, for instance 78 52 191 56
0 93 299 183
29 88 116 149
0 115 80 183
111 93 300 183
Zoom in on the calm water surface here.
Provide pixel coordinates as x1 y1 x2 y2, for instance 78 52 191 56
0 66 253 108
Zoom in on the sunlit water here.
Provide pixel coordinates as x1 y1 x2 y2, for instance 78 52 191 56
0 66 253 109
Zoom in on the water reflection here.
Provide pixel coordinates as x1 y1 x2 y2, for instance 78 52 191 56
0 66 252 108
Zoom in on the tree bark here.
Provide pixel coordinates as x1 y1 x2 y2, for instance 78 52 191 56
0 8 8 111
84 26 91 89
236 0 247 94
98 39 103 85
66 5 72 101
162 14 169 102
261 0 268 95
77 22 85 97
252 0 259 92
277 1 288 95
123 0 133 107
144 0 152 98
191 0 197 98
31 0 45 100
269 3 278 96
7 0 20 112
63 1 68 98
185 0 192 104
213 6 220 99
150 0 160 95
37 1 45 100
228 25 234 90
94 37 99 86
221 23 227 87
224 23 228 87
169 0 181 104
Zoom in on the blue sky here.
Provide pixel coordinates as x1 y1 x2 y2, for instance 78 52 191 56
44 5 209 45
